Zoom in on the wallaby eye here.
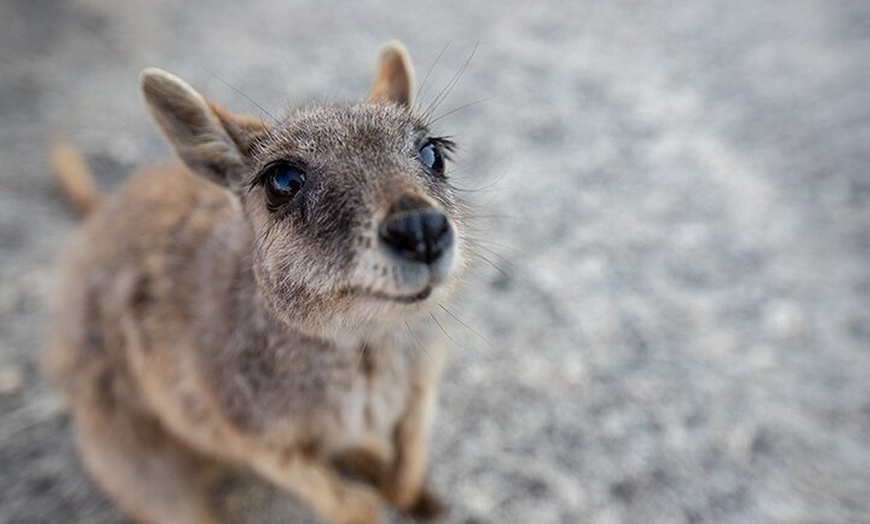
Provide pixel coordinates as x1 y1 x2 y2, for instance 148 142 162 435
264 162 306 209
418 141 445 175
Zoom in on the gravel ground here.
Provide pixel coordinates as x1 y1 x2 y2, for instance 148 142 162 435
1 1 869 523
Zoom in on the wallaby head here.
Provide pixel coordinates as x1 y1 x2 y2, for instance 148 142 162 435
140 42 465 336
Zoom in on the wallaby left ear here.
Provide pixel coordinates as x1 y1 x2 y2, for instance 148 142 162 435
368 41 417 109
141 68 265 190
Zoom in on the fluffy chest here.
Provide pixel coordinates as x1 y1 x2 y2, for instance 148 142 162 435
327 345 411 452
199 329 417 453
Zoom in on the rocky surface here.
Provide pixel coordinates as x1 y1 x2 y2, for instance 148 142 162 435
1 1 868 522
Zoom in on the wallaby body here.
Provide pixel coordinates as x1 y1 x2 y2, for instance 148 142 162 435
46 43 465 524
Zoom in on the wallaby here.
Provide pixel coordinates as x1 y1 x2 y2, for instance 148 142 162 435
45 41 467 524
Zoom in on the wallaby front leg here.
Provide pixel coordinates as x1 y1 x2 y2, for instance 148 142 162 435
383 357 447 519
252 450 383 524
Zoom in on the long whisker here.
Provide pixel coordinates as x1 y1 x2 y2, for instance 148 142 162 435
422 42 479 123
466 238 524 260
438 303 491 348
448 162 513 195
415 40 452 109
458 213 534 223
427 95 497 126
204 68 278 123
428 311 463 350
467 251 513 282
468 241 523 266
404 321 433 364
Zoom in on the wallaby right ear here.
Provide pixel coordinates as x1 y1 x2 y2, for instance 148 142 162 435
140 68 251 189
368 41 417 109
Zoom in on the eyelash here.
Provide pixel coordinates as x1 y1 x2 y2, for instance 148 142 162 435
426 137 456 159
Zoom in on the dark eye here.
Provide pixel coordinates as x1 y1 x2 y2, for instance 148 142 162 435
418 141 445 175
264 162 306 209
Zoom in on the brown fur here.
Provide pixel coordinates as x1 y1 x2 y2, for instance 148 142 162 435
45 42 466 524
50 140 101 216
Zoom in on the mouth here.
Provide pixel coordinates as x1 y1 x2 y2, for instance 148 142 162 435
359 285 434 304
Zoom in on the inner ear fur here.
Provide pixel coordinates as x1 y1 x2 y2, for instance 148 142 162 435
209 103 267 157
368 41 417 109
140 68 265 189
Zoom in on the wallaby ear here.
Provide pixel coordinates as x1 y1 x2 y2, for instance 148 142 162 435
141 68 260 189
368 41 416 109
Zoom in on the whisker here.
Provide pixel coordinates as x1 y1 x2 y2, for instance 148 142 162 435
468 251 514 282
415 40 452 109
467 239 520 260
438 303 491 348
448 162 513 195
204 68 278 123
427 95 496 126
428 311 464 350
459 214 540 227
422 42 479 123
404 321 434 364
466 238 524 259
469 245 531 283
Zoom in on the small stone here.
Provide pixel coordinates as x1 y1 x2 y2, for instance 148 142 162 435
749 344 777 371
0 365 24 396
764 300 807 341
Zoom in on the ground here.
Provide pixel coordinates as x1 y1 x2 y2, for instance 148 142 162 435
1 1 868 523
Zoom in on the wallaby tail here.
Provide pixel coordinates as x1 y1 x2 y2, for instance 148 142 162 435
50 141 101 218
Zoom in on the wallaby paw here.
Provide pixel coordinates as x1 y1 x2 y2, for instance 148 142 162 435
401 485 447 521
338 488 384 524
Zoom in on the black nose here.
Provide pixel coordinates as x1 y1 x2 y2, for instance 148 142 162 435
380 208 454 265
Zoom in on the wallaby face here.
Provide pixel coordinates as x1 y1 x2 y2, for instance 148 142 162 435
48 42 465 524
243 105 463 332
142 53 464 335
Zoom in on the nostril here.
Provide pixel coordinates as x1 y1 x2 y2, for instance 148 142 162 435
380 210 453 265
420 212 451 254
383 214 424 251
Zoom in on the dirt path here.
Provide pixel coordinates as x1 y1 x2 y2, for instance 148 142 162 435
1 1 868 522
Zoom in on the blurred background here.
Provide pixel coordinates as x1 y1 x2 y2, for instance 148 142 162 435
1 1 868 523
